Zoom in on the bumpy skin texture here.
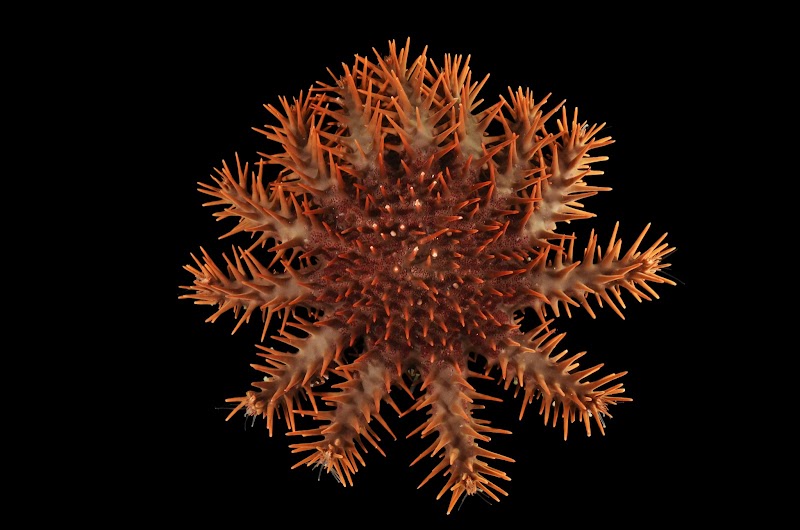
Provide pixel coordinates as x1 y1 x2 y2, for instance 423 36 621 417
180 39 675 513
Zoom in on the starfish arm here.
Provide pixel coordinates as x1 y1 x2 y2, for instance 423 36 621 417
197 152 315 252
486 321 632 440
226 324 345 435
179 246 313 337
520 106 614 243
286 358 399 486
255 89 334 192
407 364 514 515
503 222 676 321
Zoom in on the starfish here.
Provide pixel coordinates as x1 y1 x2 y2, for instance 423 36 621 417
180 38 675 514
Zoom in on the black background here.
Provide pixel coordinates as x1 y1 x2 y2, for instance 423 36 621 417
168 9 709 526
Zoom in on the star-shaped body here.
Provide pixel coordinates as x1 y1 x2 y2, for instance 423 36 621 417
180 38 675 513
